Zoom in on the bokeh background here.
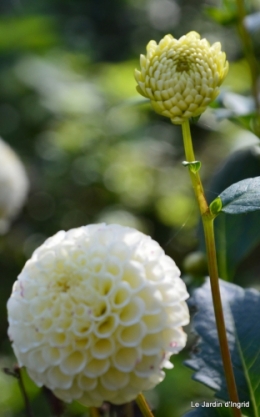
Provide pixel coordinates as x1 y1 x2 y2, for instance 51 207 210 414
1 0 260 416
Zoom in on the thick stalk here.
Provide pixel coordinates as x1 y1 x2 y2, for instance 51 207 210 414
136 393 154 417
202 218 241 410
181 120 241 417
181 120 208 216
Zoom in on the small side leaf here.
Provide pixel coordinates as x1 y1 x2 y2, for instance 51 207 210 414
218 177 260 214
182 161 201 173
191 115 202 123
185 279 260 417
198 146 260 279
209 197 222 217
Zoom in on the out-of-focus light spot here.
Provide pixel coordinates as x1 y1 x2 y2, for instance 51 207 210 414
155 194 197 228
97 208 149 234
147 0 180 30
15 57 103 115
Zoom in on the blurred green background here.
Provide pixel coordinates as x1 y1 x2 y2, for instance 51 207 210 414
1 0 260 416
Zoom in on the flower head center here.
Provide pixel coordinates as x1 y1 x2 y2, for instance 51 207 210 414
56 277 71 292
176 59 190 72
53 272 83 293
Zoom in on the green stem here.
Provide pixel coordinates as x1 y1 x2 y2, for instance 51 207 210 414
181 120 241 417
202 218 241 409
181 120 208 216
5 366 34 417
136 393 154 417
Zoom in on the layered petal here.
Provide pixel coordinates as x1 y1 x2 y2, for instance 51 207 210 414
135 32 229 124
7 224 189 406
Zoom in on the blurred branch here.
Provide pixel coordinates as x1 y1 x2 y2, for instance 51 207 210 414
236 0 260 133
43 386 65 417
3 365 34 417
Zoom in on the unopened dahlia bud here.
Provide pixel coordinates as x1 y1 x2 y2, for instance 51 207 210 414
7 224 189 407
0 138 29 233
135 32 228 124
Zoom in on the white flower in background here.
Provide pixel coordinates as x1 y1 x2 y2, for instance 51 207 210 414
7 224 189 406
0 138 29 233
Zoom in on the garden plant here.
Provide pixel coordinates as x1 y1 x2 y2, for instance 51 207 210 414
1 1 260 417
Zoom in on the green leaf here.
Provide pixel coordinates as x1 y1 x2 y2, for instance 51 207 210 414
204 6 237 25
185 279 260 417
191 115 202 123
218 177 260 214
209 197 222 217
198 146 260 279
212 92 256 132
182 161 201 173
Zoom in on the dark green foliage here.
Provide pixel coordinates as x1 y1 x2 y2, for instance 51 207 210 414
201 147 260 279
185 279 260 417
218 176 260 214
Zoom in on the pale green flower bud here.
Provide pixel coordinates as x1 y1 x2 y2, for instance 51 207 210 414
7 224 189 407
135 32 229 124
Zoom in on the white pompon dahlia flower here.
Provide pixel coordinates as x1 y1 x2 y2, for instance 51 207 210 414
135 32 229 124
7 224 189 407
0 138 29 233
